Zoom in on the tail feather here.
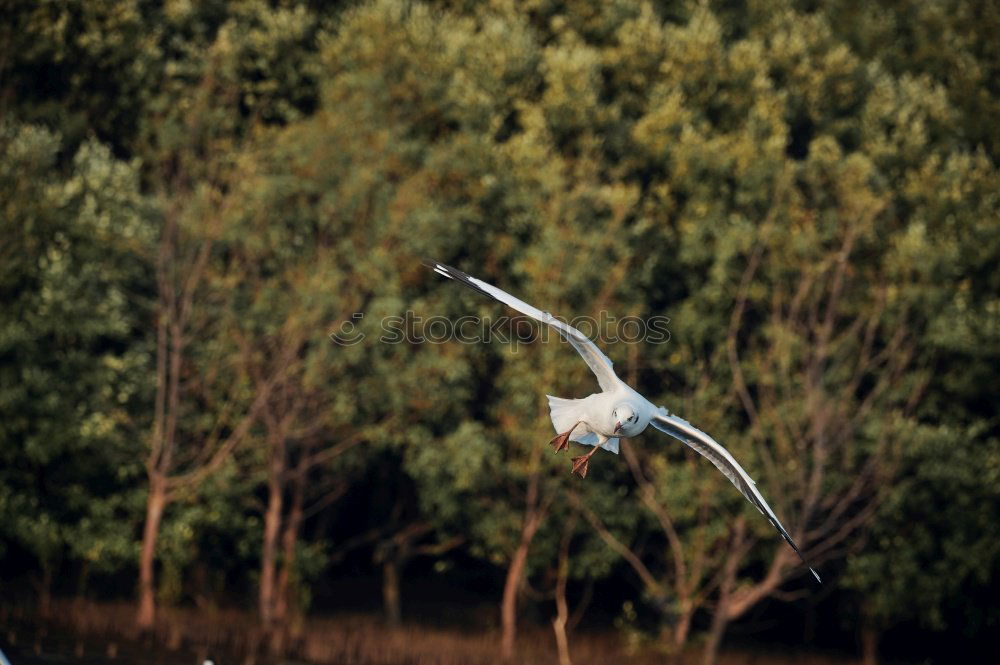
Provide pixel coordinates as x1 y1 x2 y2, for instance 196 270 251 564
546 395 619 454
547 395 583 434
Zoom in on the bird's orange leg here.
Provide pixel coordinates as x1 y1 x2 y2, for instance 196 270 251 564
571 445 602 479
549 422 582 454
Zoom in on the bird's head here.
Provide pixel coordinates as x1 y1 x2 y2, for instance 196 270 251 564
612 404 638 435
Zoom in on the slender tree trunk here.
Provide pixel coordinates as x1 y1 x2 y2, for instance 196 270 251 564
74 560 90 610
382 558 402 628
567 577 593 632
274 471 304 627
552 604 571 665
500 510 542 661
673 607 692 650
500 537 530 661
138 473 167 630
861 625 880 665
702 520 744 665
36 564 53 619
259 462 284 629
702 594 731 665
552 525 572 665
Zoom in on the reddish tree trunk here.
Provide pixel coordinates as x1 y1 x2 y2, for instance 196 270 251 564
259 462 284 628
673 608 692 650
138 474 167 630
500 510 542 661
36 564 54 619
861 625 880 665
552 523 573 665
702 520 744 665
702 597 731 665
274 472 304 626
500 538 530 660
382 558 402 628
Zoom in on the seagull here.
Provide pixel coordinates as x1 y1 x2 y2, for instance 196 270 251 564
426 260 820 583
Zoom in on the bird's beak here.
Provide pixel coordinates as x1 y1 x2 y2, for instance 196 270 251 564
614 421 622 434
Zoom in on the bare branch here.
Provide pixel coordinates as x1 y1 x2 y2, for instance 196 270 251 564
570 492 665 598
621 442 688 584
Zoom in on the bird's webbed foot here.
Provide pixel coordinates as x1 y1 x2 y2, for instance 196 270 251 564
549 423 581 454
570 446 600 479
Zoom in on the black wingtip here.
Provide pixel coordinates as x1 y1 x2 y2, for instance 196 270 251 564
421 257 443 270
790 544 822 585
422 258 451 277
768 517 822 585
423 259 495 301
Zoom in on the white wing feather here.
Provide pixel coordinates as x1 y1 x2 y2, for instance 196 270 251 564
426 261 622 392
650 410 821 583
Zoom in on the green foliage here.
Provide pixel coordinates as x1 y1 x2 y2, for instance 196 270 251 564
844 424 1000 632
0 1 157 152
155 464 263 604
1 0 997 659
815 0 1000 160
0 122 151 579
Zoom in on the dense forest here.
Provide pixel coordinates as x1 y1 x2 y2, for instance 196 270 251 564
1 1 997 664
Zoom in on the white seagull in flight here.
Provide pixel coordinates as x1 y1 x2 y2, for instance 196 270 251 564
426 260 820 583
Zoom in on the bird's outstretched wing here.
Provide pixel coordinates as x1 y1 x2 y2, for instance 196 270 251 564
649 409 821 583
425 260 621 392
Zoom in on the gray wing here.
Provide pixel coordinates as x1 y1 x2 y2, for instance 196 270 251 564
649 410 821 583
425 260 621 392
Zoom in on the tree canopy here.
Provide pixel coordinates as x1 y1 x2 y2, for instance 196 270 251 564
2 1 996 663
